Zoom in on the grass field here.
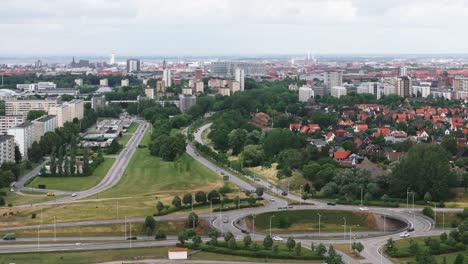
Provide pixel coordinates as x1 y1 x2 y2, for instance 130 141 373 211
0 246 318 264
26 158 115 192
96 130 223 199
246 210 376 233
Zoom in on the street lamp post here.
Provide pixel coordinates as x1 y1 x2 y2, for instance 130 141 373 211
342 217 347 240
269 215 275 237
317 213 322 238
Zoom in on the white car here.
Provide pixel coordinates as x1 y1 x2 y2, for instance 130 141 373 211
272 236 283 241
71 193 78 197
400 232 410 237
359 207 369 211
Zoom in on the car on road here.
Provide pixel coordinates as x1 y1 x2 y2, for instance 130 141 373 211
47 192 55 196
126 236 137 240
272 236 283 241
71 193 77 197
223 218 229 223
359 207 369 211
2 233 15 240
400 232 410 237
327 202 336 206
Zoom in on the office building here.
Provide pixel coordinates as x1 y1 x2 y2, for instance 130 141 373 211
121 79 130 87
48 99 84 127
100 79 109 87
179 94 196 113
75 79 83 86
163 68 172 87
0 115 26 135
32 115 57 143
5 98 60 116
298 86 314 102
0 135 15 164
235 68 245 91
211 61 266 76
195 81 204 93
331 86 347 98
144 88 155 99
396 76 413 97
37 82 56 90
126 59 140 73
324 71 343 94
8 122 34 159
91 95 106 109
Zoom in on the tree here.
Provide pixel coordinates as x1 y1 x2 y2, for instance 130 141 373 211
255 187 264 197
187 212 199 228
27 110 48 121
155 229 166 240
28 142 43 163
294 242 302 256
144 216 156 236
287 237 296 251
192 235 202 245
14 146 21 164
182 193 193 206
172 196 182 208
389 144 456 201
263 235 273 249
227 237 237 249
243 235 252 248
156 201 165 213
195 191 207 204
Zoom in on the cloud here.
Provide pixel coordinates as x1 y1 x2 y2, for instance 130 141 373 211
0 0 467 55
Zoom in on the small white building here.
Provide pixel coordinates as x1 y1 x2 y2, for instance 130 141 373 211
168 248 188 260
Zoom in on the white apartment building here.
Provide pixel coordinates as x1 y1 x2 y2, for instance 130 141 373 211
0 135 15 164
48 99 84 127
331 86 347 98
235 68 245 91
5 98 60 116
7 122 34 159
163 69 172 87
0 115 26 135
32 115 57 143
298 86 314 102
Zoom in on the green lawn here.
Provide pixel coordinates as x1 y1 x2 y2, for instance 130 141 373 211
247 210 375 233
96 130 223 198
0 246 318 264
26 158 115 192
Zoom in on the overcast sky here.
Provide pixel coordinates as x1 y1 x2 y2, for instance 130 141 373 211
1 0 468 56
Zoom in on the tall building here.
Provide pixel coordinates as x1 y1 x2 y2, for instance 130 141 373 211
91 95 106 109
235 68 245 91
211 61 265 76
0 115 26 135
331 86 347 98
298 86 314 102
126 59 140 73
48 99 84 127
396 76 413 97
31 115 57 143
163 68 172 87
179 94 196 113
194 68 203 81
5 98 60 116
324 71 343 95
7 122 34 159
0 135 15 164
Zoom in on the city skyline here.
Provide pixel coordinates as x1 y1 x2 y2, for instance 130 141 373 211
1 0 468 55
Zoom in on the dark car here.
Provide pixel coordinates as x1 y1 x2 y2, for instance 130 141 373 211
126 236 137 240
327 202 336 206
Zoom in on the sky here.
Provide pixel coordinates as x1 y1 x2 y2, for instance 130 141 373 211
1 0 468 56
